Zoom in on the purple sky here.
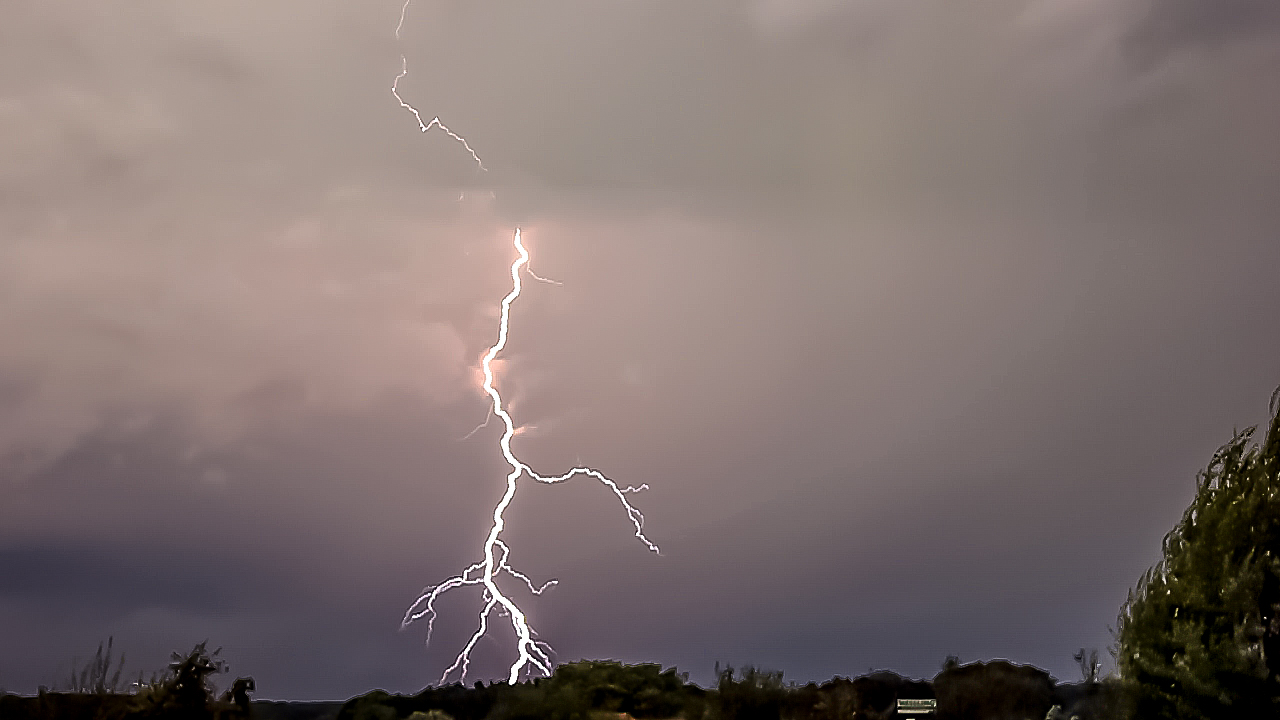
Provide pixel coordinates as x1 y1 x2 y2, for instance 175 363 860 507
2 0 1280 701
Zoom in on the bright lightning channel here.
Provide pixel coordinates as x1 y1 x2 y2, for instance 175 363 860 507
392 1 659 687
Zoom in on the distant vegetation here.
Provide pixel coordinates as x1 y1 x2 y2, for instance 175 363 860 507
3 386 1277 719
336 659 1112 720
1 641 255 720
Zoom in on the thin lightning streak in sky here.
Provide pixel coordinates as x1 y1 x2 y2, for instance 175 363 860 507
392 1 659 687
525 266 563 286
393 1 486 170
458 407 493 441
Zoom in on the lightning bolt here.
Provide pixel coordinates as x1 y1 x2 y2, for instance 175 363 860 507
392 1 659 686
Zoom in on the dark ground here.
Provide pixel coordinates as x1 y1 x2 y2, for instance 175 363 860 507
0 660 1119 720
251 700 342 720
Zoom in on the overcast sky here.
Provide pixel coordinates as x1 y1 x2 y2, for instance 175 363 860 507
2 0 1280 701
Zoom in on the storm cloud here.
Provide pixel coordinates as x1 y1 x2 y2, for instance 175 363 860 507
2 0 1278 700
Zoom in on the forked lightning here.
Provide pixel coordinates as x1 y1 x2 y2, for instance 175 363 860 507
391 0 659 686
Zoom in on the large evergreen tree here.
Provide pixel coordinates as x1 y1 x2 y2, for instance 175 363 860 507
1115 387 1280 718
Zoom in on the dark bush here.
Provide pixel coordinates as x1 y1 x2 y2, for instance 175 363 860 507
127 640 250 720
712 665 785 720
932 660 1054 720
1050 679 1126 720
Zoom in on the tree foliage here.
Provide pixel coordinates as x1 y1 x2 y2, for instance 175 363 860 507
712 665 784 720
1114 387 1280 718
126 640 248 720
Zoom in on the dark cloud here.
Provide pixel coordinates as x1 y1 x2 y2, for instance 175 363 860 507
0 544 265 615
1126 0 1280 63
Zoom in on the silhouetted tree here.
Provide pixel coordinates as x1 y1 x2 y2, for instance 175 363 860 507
131 641 229 720
1114 386 1280 718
